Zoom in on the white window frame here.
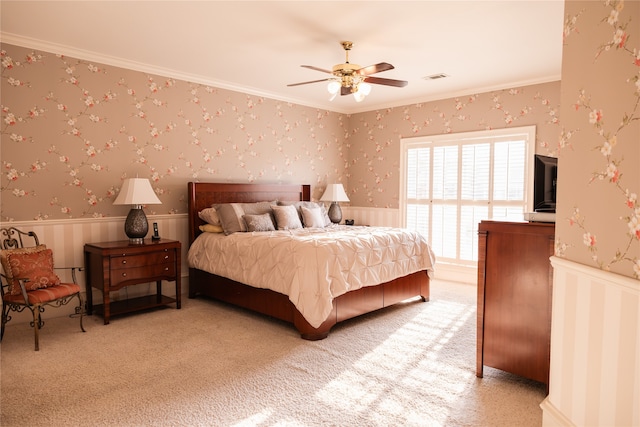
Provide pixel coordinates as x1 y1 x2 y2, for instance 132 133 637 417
399 125 536 269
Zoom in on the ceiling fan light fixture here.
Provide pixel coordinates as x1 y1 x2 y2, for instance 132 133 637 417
289 41 407 103
352 82 371 102
327 80 341 94
359 82 372 95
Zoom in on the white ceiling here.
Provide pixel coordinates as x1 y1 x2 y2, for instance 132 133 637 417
1 1 564 114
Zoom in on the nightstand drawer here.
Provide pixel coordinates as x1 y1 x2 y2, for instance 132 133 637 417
111 250 175 268
111 262 176 288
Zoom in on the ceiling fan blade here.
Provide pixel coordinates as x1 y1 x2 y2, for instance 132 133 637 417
357 62 394 75
301 65 333 74
287 78 331 87
363 76 408 87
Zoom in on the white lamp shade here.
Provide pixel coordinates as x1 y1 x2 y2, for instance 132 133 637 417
320 183 350 202
113 178 162 205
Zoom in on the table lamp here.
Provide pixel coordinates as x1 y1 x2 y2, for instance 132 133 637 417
113 178 162 244
320 183 350 224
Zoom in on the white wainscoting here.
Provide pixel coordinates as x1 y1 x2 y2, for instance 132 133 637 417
0 215 189 324
341 206 400 228
541 257 640 427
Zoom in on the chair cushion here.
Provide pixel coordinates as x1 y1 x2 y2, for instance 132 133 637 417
2 283 80 304
0 245 61 295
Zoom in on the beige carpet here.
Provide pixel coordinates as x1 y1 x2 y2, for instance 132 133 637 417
1 280 546 426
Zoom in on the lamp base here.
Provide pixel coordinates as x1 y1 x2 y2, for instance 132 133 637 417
327 202 343 224
124 206 149 244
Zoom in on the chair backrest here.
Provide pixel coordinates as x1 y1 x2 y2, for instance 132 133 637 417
0 227 41 297
1 227 40 250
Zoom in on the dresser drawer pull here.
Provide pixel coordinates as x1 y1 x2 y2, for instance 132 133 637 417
122 260 127 264
164 267 169 271
164 255 169 259
121 272 127 277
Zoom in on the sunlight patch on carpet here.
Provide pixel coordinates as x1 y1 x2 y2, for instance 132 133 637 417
315 297 477 425
230 408 273 427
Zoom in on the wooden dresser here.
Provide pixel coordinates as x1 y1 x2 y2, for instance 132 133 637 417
476 220 555 384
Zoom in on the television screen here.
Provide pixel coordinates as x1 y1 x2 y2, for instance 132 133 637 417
533 154 557 213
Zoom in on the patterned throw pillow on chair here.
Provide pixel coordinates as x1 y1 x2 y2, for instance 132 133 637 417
0 245 61 295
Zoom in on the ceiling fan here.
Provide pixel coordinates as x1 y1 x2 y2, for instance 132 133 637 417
287 41 408 102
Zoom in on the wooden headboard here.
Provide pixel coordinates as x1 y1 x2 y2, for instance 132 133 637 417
187 182 311 246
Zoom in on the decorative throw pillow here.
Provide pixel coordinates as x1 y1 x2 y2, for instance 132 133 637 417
198 207 221 226
0 245 61 295
198 224 224 233
278 201 332 227
215 201 276 235
243 213 276 232
215 203 246 234
301 206 325 228
272 204 303 230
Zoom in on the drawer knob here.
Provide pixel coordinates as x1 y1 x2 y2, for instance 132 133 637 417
121 273 127 277
122 260 127 264
164 267 169 271
164 255 169 259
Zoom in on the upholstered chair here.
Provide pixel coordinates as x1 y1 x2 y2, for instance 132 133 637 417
0 227 85 350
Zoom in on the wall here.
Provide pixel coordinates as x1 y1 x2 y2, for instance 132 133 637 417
1 43 348 221
347 82 561 207
542 1 640 426
554 0 639 280
1 43 562 221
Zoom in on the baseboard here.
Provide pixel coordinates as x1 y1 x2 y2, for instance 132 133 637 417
540 397 575 427
432 262 476 285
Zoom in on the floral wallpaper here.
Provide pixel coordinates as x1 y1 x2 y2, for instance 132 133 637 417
346 82 561 207
1 44 348 221
555 0 639 279
1 41 561 224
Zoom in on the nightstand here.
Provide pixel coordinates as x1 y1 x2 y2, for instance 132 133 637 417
84 239 181 324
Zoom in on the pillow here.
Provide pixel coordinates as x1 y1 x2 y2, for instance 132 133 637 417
0 245 61 295
215 203 246 234
301 206 325 228
278 201 332 227
198 207 221 226
243 213 276 232
272 205 303 230
199 224 224 233
215 201 276 235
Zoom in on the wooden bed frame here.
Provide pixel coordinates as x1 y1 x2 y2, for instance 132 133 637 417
187 182 430 340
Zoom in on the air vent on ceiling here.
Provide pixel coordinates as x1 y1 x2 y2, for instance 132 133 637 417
423 73 449 80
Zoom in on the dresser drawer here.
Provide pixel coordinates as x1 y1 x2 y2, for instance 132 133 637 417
111 250 175 269
111 262 176 288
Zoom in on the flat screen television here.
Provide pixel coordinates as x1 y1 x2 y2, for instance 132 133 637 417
533 154 558 213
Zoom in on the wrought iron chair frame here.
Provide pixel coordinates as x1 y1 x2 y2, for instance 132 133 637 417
0 227 85 350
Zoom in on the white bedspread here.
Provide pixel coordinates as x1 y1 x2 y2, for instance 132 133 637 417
187 225 436 328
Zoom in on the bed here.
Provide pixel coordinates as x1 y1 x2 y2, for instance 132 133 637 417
187 182 435 340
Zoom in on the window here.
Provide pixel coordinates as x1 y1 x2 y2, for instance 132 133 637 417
400 126 536 266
